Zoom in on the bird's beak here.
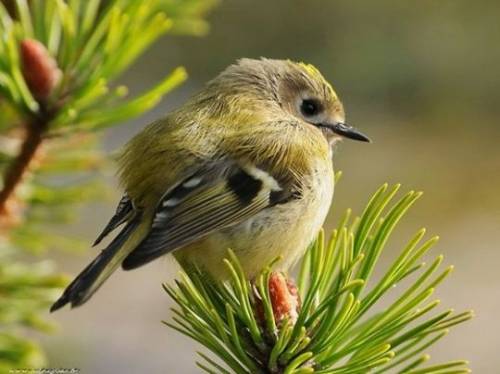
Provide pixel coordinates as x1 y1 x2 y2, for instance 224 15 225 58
320 122 371 142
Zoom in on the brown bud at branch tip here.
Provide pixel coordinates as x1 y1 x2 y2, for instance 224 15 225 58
20 39 61 100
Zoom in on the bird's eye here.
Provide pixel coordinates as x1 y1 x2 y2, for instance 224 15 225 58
300 99 321 117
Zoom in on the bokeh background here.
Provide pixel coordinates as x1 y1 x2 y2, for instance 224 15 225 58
42 1 500 372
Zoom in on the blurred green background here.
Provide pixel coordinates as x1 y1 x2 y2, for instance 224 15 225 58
43 1 500 372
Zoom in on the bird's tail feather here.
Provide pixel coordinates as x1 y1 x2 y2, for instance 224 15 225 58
50 214 143 312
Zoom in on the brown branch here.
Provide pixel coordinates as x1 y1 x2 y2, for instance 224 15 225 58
0 117 49 218
0 37 61 223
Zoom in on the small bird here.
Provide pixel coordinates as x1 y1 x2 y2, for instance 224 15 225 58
50 58 370 312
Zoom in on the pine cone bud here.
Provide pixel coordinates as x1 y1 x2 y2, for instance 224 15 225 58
20 39 61 100
268 272 301 324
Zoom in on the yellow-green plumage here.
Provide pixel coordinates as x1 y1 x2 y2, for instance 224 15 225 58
51 58 369 311
119 59 338 205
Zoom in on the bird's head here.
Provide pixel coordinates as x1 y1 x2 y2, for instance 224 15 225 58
205 58 371 144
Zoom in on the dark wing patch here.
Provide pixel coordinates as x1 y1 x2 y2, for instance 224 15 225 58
227 169 263 204
93 193 134 246
121 163 280 270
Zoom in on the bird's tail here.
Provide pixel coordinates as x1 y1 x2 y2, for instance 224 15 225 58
50 214 145 312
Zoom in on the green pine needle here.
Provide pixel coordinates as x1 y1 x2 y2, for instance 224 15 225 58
165 184 472 373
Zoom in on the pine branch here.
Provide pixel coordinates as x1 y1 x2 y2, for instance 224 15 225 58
0 115 49 218
0 1 191 225
0 0 217 369
165 182 473 373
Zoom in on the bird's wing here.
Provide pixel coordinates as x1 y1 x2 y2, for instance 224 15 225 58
121 161 289 270
92 193 134 246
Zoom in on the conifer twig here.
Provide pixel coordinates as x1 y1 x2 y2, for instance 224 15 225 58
0 0 217 368
165 182 473 373
0 116 48 217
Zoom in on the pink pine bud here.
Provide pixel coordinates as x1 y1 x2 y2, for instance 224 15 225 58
268 272 301 324
20 39 61 100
